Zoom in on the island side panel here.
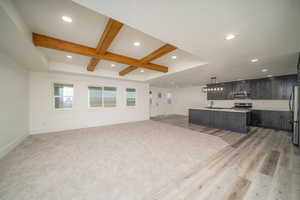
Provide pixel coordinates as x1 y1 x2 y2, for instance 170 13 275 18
188 109 249 133
189 109 212 126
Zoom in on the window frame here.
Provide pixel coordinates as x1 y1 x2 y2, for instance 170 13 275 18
53 82 74 111
126 88 137 107
88 86 103 109
103 86 117 107
166 92 172 104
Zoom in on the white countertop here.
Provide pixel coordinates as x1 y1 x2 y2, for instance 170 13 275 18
189 107 251 113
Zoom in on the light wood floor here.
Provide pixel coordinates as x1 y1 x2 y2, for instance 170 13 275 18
150 115 300 200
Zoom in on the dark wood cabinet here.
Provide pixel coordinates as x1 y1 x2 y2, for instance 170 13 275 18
271 77 282 99
279 75 296 99
189 109 249 133
190 109 292 132
232 80 250 98
251 110 292 131
189 109 212 126
222 83 234 100
270 75 296 99
207 74 296 100
250 78 272 99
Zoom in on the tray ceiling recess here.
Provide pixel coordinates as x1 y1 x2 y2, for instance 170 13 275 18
32 18 177 76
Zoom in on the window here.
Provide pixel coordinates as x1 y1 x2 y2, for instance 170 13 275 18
54 83 74 109
88 86 102 107
126 88 136 106
103 87 117 107
158 92 162 98
149 90 152 105
166 93 172 104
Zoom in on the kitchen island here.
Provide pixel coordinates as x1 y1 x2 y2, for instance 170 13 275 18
189 107 251 133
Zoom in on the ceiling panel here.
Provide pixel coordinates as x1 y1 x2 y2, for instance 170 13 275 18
108 25 165 59
14 0 108 48
39 47 90 66
153 49 205 73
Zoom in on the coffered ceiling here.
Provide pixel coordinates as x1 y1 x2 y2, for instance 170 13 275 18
73 0 300 87
2 0 299 86
12 0 204 81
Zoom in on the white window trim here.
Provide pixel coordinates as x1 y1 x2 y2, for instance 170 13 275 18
103 86 117 108
88 85 103 109
87 85 118 108
126 88 137 107
52 82 74 111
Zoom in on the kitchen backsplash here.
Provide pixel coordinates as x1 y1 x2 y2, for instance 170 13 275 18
210 99 289 111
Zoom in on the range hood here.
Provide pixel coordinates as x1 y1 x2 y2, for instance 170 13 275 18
233 91 250 99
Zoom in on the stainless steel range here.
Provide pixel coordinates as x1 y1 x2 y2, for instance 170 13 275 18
233 102 252 109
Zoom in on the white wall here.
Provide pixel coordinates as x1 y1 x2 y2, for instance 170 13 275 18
29 71 149 134
173 86 208 116
0 52 29 159
173 85 290 116
149 87 174 117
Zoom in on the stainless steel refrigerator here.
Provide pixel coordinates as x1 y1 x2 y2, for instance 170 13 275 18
290 85 300 146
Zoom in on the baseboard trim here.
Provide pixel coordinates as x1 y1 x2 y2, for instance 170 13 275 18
0 134 27 160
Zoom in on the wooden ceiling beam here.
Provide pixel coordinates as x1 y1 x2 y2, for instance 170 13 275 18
32 33 168 72
87 18 123 71
119 44 176 76
119 66 138 76
140 44 176 63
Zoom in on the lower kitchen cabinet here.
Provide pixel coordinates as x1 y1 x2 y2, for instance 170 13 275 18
250 110 292 131
189 109 212 126
189 109 249 133
189 109 292 132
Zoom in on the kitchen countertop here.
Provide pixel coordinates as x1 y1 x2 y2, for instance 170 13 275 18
189 107 251 113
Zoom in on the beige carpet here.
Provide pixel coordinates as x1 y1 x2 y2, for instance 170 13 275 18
0 120 228 200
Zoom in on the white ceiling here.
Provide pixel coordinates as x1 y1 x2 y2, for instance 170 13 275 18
13 0 203 82
73 0 300 87
0 0 48 71
149 52 298 88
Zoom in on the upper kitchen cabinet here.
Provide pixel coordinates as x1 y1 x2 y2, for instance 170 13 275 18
250 75 296 99
206 74 297 100
269 75 296 99
223 82 234 99
250 78 273 99
232 80 251 99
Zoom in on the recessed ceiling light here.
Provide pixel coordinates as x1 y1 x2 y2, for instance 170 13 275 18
134 42 141 46
171 55 177 59
66 55 72 59
62 16 72 23
111 64 116 67
262 69 268 72
251 58 258 63
267 75 273 77
225 34 236 40
140 69 144 73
